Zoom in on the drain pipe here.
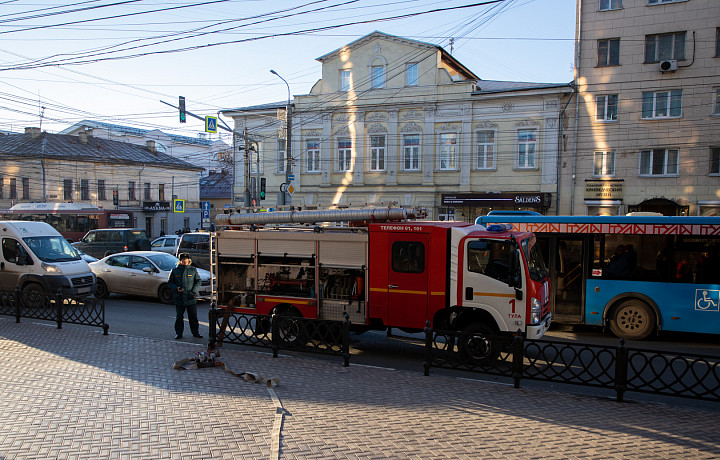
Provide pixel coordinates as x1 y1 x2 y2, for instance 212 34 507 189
556 83 576 215
570 0 582 216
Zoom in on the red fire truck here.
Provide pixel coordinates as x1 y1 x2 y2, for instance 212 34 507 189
213 207 551 359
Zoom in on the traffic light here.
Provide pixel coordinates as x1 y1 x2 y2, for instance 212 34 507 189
260 178 266 200
112 189 119 205
179 96 186 123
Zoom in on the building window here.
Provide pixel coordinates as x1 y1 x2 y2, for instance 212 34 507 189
594 151 616 177
80 179 89 201
249 142 262 174
21 178 29 200
647 0 688 4
306 138 321 172
710 147 720 176
517 129 538 169
144 182 152 200
406 63 418 86
97 180 106 201
640 148 679 176
645 32 685 63
337 138 352 171
438 133 457 170
596 94 618 121
340 69 351 91
63 179 72 201
713 87 720 115
476 130 495 169
716 28 720 58
403 134 420 171
597 38 620 66
599 0 622 10
369 135 385 171
9 178 17 199
0 177 3 199
642 90 682 119
371 65 385 89
277 139 287 174
128 181 136 201
158 183 165 201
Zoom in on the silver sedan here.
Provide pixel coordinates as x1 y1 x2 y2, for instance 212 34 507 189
89 251 214 304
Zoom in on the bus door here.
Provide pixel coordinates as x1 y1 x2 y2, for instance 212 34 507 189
387 233 428 328
551 236 585 322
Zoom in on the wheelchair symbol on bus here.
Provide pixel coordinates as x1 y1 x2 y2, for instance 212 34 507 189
695 289 720 312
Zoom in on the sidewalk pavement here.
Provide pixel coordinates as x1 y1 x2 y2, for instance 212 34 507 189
1 318 719 460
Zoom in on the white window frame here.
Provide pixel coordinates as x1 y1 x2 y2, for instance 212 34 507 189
371 65 385 89
340 69 351 92
438 133 458 170
337 137 352 172
306 138 321 172
642 90 682 119
369 135 386 171
277 138 286 174
639 148 679 177
516 128 538 170
645 32 685 63
599 0 622 11
406 63 418 86
596 94 618 122
403 134 421 171
593 151 616 177
249 142 263 175
710 147 720 176
712 87 720 116
475 130 496 170
597 38 620 66
647 0 688 5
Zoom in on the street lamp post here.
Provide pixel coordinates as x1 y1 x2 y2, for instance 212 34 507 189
270 69 292 206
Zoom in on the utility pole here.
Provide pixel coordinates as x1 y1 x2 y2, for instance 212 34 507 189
270 70 292 206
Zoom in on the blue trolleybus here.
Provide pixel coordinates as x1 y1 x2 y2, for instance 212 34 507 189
476 213 720 340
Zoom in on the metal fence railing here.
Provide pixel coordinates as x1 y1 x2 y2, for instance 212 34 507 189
0 289 108 334
209 306 351 366
423 325 720 402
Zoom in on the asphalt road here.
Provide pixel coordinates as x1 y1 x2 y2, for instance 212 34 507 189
90 294 720 412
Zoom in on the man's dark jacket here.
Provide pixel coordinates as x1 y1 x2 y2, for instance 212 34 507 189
168 264 201 306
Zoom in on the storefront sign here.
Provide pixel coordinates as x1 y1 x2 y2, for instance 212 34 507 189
441 192 551 208
584 180 624 200
142 201 171 212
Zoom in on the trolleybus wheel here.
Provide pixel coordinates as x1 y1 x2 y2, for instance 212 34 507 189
609 299 655 340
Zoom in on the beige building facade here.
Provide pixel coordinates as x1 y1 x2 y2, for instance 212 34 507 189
223 32 572 221
569 0 720 216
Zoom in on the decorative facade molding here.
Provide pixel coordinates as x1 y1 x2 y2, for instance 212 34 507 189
367 123 388 134
545 100 559 110
545 118 557 129
502 102 514 113
334 126 350 136
400 121 423 133
372 42 382 54
516 118 539 127
366 112 388 122
474 121 498 130
436 108 462 117
304 130 320 137
335 114 354 123
436 122 459 132
400 110 423 121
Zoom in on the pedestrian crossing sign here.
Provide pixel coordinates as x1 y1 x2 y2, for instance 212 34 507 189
174 199 185 213
205 116 217 133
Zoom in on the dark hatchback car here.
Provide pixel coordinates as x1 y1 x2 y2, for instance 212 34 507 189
175 232 211 270
72 228 151 259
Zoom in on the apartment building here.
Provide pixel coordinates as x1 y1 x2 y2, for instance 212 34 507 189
222 31 572 221
568 0 720 216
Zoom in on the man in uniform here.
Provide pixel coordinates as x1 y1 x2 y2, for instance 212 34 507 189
168 252 202 339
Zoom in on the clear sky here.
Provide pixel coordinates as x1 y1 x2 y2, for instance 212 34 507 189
0 0 577 141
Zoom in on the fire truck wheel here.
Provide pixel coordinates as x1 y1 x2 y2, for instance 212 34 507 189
94 279 110 299
609 299 655 340
275 310 306 346
459 324 499 364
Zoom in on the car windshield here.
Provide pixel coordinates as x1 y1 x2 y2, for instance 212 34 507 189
522 236 549 282
146 252 179 271
127 230 147 243
23 236 81 262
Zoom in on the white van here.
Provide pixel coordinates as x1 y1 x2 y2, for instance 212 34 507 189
0 221 96 295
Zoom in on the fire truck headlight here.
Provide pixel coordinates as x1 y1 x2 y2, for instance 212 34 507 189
530 298 542 324
41 262 61 274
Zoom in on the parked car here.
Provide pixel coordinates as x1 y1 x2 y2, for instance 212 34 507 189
175 232 211 270
74 247 98 264
151 235 180 254
72 228 151 259
89 251 214 304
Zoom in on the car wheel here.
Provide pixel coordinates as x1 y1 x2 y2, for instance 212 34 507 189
458 324 500 364
22 283 45 294
158 284 174 304
94 279 110 299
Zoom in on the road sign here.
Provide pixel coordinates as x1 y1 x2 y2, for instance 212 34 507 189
205 116 217 133
173 199 185 213
287 183 295 196
201 201 210 219
287 174 295 181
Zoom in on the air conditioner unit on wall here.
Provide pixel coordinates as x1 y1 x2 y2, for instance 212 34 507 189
659 60 677 72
